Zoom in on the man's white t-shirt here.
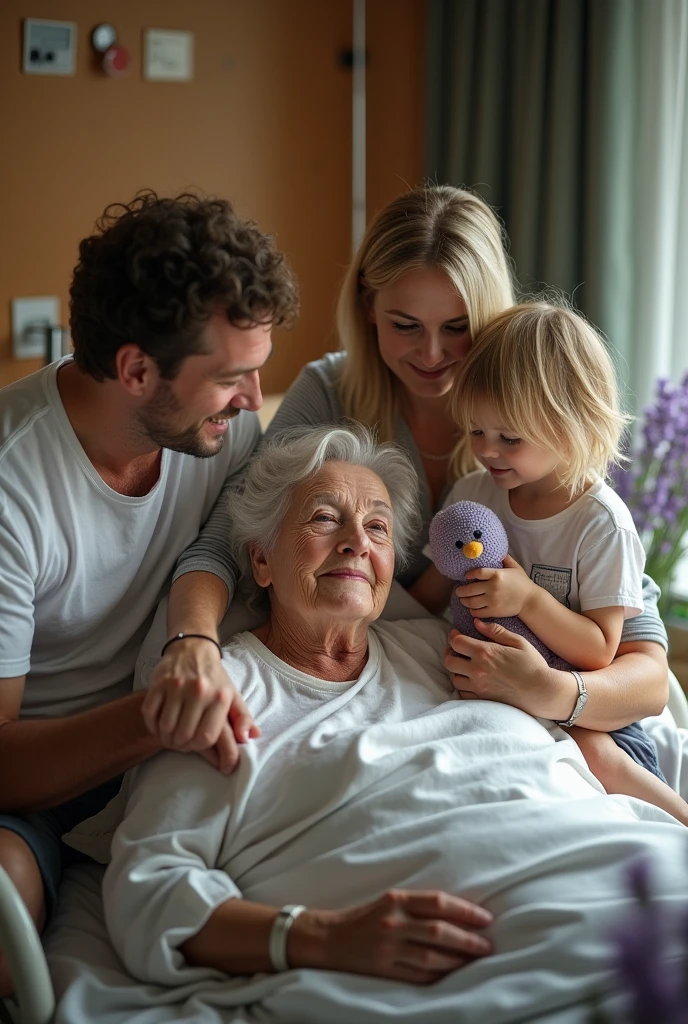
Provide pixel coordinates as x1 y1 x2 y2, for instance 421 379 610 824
428 470 645 618
0 358 260 719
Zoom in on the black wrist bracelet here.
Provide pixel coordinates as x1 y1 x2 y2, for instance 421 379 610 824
160 632 223 658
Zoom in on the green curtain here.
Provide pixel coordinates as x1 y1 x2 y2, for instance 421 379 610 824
426 0 688 415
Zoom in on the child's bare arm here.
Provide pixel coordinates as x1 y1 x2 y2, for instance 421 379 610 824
455 555 625 669
407 564 455 615
520 592 624 670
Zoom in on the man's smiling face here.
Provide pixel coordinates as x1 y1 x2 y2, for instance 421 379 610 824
137 312 272 458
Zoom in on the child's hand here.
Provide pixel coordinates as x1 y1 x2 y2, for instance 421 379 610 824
454 555 536 618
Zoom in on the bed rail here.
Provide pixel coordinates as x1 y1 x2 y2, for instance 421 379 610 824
0 866 54 1024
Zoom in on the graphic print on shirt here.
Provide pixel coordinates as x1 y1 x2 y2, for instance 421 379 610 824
530 564 573 608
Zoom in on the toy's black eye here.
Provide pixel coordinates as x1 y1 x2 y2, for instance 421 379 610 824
473 530 482 539
455 539 464 550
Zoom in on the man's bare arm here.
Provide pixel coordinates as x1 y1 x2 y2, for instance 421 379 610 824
0 675 161 813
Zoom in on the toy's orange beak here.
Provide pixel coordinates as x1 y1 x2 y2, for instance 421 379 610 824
462 541 484 559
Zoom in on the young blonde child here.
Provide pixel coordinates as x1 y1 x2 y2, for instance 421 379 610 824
410 302 688 825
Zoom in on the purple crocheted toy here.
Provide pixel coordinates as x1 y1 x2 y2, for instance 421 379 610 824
429 500 571 670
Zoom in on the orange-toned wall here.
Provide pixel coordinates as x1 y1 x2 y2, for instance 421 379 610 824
367 0 426 222
0 0 424 393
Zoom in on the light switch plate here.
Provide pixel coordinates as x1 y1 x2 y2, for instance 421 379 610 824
23 19 77 76
12 297 61 359
143 29 194 81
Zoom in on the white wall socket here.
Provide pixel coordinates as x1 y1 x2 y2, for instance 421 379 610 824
12 296 61 359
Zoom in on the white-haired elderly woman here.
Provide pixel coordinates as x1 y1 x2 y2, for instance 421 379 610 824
102 426 688 1020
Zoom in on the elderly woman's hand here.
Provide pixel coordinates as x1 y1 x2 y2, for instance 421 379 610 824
293 889 493 984
142 637 259 774
444 619 576 720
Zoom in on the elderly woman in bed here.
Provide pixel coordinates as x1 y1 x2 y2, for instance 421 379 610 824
103 426 687 1006
106 425 494 985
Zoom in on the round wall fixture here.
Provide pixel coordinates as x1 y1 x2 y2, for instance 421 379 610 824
91 23 117 53
102 43 130 77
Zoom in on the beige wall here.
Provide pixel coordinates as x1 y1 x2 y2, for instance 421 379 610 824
0 0 425 393
367 0 426 222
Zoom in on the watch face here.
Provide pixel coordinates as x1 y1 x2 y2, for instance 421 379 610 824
91 23 117 52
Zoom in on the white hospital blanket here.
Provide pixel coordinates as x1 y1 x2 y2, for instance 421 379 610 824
45 618 688 1023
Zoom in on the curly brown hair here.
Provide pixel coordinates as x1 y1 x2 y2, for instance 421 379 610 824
70 191 299 381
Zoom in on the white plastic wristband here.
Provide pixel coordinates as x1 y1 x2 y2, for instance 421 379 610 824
269 904 306 972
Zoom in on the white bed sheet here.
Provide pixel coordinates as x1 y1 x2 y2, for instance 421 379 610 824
43 591 688 1024
45 748 688 1024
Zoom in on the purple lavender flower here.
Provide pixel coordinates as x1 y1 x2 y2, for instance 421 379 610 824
610 914 683 1023
603 857 688 1023
612 375 688 619
625 856 653 903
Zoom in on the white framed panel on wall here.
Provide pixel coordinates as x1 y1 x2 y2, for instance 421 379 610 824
143 28 194 82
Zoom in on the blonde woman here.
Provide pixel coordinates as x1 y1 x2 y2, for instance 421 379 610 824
148 187 669 778
411 302 688 824
264 184 514 585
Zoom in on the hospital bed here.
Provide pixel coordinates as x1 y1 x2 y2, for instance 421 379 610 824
2 655 688 1024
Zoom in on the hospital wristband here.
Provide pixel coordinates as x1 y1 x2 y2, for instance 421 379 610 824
160 633 223 658
269 904 306 972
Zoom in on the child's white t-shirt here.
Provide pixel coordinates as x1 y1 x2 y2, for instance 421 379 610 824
425 471 645 618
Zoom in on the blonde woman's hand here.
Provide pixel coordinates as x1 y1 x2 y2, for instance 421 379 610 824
142 637 260 773
444 620 575 720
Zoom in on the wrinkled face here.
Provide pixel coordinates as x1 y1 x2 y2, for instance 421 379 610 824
137 312 272 458
469 399 562 490
251 461 396 626
429 500 508 580
369 266 471 401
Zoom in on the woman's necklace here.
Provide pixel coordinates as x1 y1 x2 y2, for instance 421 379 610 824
418 448 454 461
403 397 459 463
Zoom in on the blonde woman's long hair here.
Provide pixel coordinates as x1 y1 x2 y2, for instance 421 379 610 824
451 303 631 495
337 184 516 483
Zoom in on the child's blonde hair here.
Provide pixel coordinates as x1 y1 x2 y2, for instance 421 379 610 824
450 303 631 494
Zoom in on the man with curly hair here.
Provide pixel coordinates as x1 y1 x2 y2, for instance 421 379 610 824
0 192 298 990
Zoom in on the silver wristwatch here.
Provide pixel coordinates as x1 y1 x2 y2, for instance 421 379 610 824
555 670 588 728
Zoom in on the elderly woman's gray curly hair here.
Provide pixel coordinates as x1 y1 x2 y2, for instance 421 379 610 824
228 424 422 602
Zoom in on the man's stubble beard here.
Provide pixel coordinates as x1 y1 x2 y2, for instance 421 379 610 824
137 378 237 459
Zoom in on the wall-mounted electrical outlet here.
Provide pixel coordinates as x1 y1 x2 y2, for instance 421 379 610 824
11 297 61 359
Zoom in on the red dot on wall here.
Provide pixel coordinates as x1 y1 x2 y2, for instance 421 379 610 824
102 44 129 77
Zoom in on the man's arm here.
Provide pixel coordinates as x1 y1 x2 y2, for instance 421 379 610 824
0 675 160 813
